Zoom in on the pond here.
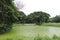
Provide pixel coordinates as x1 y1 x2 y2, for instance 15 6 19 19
15 25 60 37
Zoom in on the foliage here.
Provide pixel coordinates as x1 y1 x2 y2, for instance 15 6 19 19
25 16 34 23
27 11 50 25
17 11 26 23
0 0 18 33
0 24 12 34
52 15 60 23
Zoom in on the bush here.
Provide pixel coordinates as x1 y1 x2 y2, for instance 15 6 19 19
0 24 12 34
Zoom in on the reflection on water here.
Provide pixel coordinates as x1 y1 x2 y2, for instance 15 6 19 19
17 26 60 37
47 27 60 36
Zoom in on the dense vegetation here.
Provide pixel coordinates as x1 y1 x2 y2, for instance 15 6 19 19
17 11 60 24
0 0 18 34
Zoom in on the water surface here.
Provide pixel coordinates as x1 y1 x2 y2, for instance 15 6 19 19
14 25 60 37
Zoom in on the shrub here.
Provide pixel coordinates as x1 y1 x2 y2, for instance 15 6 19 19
0 24 12 34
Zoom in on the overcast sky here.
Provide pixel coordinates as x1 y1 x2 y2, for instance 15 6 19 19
14 0 60 17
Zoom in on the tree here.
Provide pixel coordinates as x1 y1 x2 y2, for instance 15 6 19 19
52 15 60 23
0 0 18 34
27 11 50 25
17 11 26 23
25 16 33 23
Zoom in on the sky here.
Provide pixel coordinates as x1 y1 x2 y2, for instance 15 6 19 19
14 0 60 17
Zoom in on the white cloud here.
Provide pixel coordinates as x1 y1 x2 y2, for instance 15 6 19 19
14 0 60 17
14 0 24 9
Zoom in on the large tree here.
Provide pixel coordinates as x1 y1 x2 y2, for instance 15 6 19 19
27 11 50 25
0 0 18 33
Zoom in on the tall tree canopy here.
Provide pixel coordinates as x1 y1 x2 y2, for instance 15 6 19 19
0 0 18 33
27 11 50 25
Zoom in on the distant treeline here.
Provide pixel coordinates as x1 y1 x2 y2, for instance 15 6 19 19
17 11 60 24
49 15 60 23
17 11 50 25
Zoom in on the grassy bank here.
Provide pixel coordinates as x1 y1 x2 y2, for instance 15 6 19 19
41 23 60 27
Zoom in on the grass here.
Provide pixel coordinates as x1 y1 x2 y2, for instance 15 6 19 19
34 35 60 40
41 23 60 27
0 23 60 40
